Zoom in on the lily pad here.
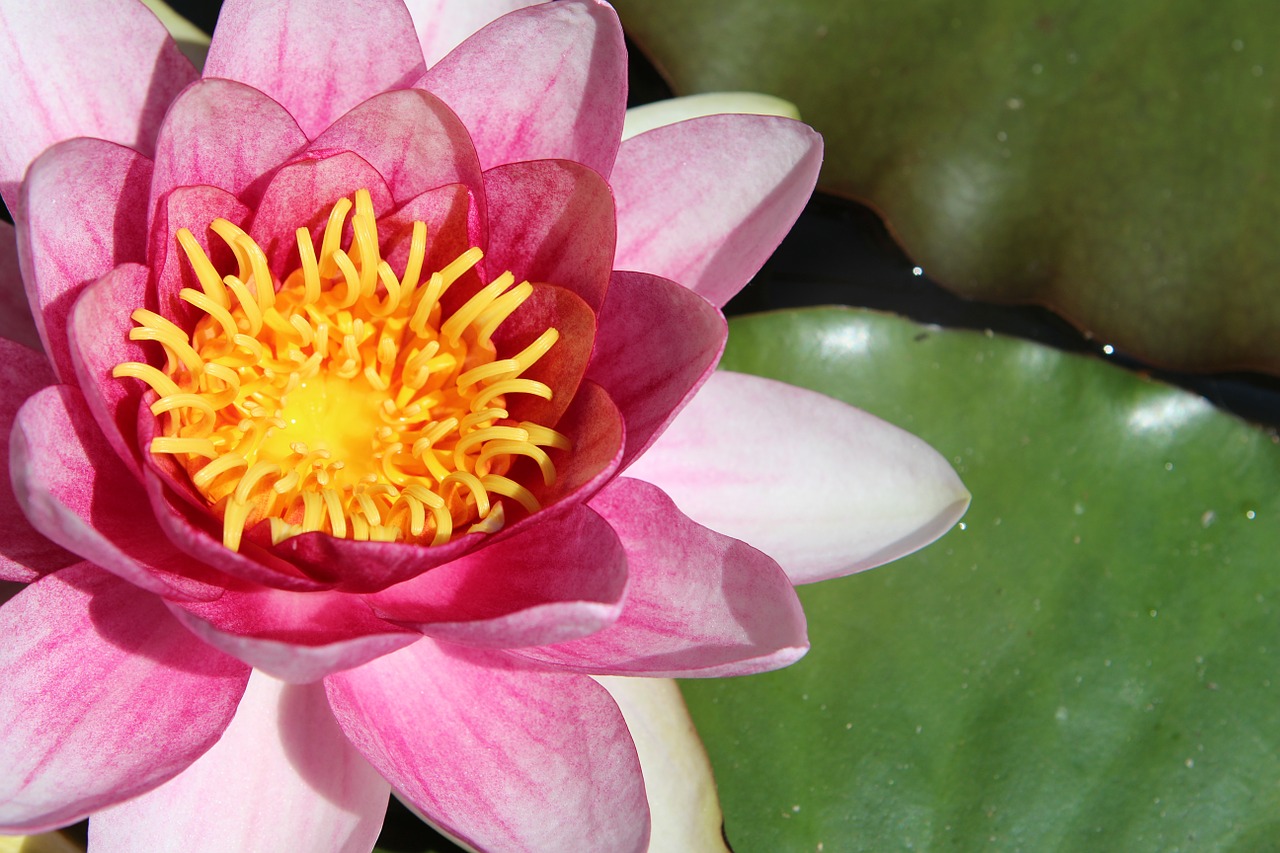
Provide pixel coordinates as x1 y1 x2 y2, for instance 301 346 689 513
616 1 1280 374
682 307 1280 850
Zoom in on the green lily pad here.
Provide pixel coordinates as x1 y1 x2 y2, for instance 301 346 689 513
682 307 1280 850
616 1 1280 374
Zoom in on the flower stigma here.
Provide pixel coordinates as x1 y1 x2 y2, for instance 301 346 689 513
113 189 569 553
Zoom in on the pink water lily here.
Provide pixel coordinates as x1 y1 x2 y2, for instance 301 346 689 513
0 1 969 850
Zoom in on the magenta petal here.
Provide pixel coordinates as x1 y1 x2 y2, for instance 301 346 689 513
10 385 224 601
0 564 249 833
586 271 725 468
326 642 650 852
511 478 808 677
405 0 544 67
366 504 627 648
17 139 152 383
481 159 614 312
167 587 418 683
92 672 388 853
148 78 306 225
0 0 195 206
377 183 477 283
204 0 426 139
612 114 822 307
0 339 74 582
421 0 627 175
0 222 40 349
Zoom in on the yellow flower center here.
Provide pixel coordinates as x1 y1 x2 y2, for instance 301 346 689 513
114 189 567 552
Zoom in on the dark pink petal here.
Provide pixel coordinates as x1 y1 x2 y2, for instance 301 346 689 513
377 182 477 286
17 139 152 382
147 79 306 226
586 271 725 468
510 478 807 677
10 385 224 601
0 563 249 833
0 0 195 206
0 339 74 582
612 114 822 307
366 503 626 649
326 642 650 852
167 586 418 683
91 672 388 852
481 159 614 312
421 0 626 175
272 528 486 594
204 0 426 139
628 370 972 584
405 0 544 67
0 221 40 349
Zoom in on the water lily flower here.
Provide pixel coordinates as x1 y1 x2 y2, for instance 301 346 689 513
0 1 970 851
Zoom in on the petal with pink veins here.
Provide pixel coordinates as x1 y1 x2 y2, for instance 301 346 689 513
326 641 650 852
0 221 40 349
0 563 249 833
420 0 626 176
628 370 972 584
0 0 195 206
510 477 807 677
203 0 426 139
611 114 822 307
17 139 152 383
90 671 388 853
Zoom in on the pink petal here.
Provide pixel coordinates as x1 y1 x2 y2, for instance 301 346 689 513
326 641 650 852
203 0 426 139
0 338 73 582
404 0 545 67
366 503 626 648
481 159 614 312
17 139 152 383
376 183 478 287
611 114 822 307
0 0 195 206
147 79 307 225
167 586 418 684
510 477 807 677
586 271 725 469
420 0 626 175
0 563 249 833
628 371 972 584
90 671 388 853
9 384 224 601
0 221 40 349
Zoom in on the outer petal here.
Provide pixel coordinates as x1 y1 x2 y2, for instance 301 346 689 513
0 0 195 205
91 671 388 853
0 564 249 833
628 370 972 584
420 0 626 175
0 339 74 582
405 0 544 67
17 139 152 383
326 641 650 853
611 114 822 307
510 477 807 677
204 0 426 139
0 222 40 350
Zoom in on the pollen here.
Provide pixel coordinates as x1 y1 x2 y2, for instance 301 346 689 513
114 189 569 552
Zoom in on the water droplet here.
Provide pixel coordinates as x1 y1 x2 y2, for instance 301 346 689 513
1233 38 1245 51
1247 510 1257 520
1201 510 1216 528
911 266 924 276
1006 97 1024 110
1102 344 1115 355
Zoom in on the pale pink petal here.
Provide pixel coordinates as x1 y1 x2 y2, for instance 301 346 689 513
0 221 40 349
406 0 545 67
628 371 972 584
326 641 650 852
0 564 249 833
0 0 195 206
366 503 626 648
147 78 307 223
511 477 807 677
9 385 224 601
167 586 418 683
205 0 426 139
586 271 725 468
0 339 74 582
91 671 388 853
611 114 822 307
16 139 152 383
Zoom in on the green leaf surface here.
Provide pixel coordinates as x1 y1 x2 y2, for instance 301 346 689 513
616 1 1280 373
682 308 1280 850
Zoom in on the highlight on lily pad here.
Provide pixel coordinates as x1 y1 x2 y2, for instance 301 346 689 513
0 1 970 850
